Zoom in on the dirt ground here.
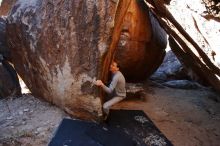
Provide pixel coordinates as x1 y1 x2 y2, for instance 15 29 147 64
0 83 220 146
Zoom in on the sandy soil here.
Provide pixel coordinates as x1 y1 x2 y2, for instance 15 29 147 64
0 83 220 146
114 84 220 146
0 94 68 146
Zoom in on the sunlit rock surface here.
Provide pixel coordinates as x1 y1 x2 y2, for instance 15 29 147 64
167 0 220 67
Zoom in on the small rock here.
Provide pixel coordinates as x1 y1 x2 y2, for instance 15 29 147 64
19 111 23 115
6 116 13 120
212 116 220 120
22 121 26 125
38 132 46 137
207 108 215 115
155 111 169 117
214 130 219 136
23 108 29 112
66 116 71 119
37 127 43 132
28 100 33 104
102 127 108 131
44 120 50 125
10 126 14 129
161 111 169 117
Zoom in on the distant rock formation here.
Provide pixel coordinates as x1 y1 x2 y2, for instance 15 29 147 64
6 0 167 120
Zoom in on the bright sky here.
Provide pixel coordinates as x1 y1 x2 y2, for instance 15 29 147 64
0 0 2 6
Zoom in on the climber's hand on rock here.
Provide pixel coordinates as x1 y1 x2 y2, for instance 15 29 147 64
95 80 104 87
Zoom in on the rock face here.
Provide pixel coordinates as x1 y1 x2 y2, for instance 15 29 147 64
0 17 10 60
0 0 17 16
6 0 116 120
0 17 20 98
0 55 21 98
114 0 167 82
6 0 166 119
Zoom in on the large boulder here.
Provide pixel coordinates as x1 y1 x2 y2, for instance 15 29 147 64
7 0 112 120
115 0 167 82
6 0 166 120
150 50 189 82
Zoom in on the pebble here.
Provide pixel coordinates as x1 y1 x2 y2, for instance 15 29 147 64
38 132 46 137
155 110 169 117
212 116 220 120
207 108 215 115
214 130 219 136
19 111 24 115
23 108 29 112
44 120 50 125
6 116 13 120
37 127 43 132
28 100 33 104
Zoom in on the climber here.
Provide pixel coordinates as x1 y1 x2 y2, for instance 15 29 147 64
95 61 126 120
